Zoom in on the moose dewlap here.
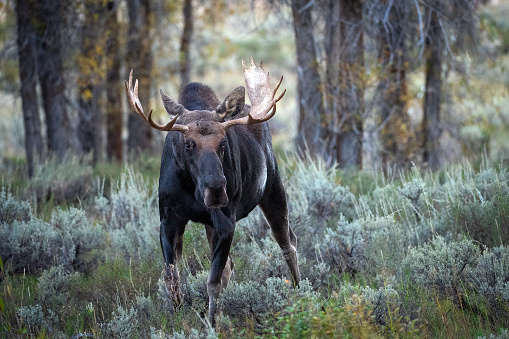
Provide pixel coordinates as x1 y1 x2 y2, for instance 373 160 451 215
125 58 300 326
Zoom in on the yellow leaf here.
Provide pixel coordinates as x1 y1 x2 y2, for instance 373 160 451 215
83 89 93 100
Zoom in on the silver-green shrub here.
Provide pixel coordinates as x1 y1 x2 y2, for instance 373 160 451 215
361 277 400 325
402 236 481 298
17 304 64 338
0 187 31 223
37 265 81 307
477 328 509 339
96 168 160 260
101 305 139 339
432 166 509 246
284 156 356 228
0 202 104 272
29 153 94 204
230 218 292 283
17 304 45 335
219 277 316 322
468 245 509 305
180 270 209 311
320 215 364 273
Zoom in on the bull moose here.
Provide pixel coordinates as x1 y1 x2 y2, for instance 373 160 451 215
125 58 300 325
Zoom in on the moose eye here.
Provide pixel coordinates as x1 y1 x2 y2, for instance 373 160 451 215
218 140 226 157
185 140 195 151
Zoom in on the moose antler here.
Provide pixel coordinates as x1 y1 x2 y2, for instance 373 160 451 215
125 70 189 133
222 57 286 129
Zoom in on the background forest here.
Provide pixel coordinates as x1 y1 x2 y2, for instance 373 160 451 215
1 0 509 338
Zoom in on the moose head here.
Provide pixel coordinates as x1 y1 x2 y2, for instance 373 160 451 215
125 57 285 209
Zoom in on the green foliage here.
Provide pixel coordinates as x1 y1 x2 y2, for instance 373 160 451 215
269 292 419 339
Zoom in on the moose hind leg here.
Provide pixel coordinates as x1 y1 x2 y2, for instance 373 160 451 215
259 177 301 285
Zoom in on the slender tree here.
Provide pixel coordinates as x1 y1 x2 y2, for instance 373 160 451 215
179 0 193 89
16 0 43 176
422 9 443 170
290 0 325 155
34 0 70 158
377 1 414 173
421 0 477 170
336 0 364 168
77 0 105 164
127 0 154 155
323 0 340 160
105 1 123 162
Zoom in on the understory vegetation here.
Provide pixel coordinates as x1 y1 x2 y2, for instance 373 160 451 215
1 154 509 338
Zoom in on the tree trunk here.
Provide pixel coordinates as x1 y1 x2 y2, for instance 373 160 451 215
106 1 123 162
35 0 70 159
337 0 364 168
378 3 412 174
179 0 193 89
422 10 443 171
291 0 325 155
77 0 104 164
324 0 340 160
16 0 43 177
127 0 154 155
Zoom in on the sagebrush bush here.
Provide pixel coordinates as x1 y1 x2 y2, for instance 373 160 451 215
402 236 481 299
320 214 365 274
0 203 104 272
101 305 139 339
29 153 94 204
437 189 509 247
181 270 209 312
468 245 509 306
284 155 356 228
231 236 290 283
36 265 81 307
17 304 65 338
361 282 400 325
478 328 509 339
0 187 31 223
96 168 160 260
218 277 316 327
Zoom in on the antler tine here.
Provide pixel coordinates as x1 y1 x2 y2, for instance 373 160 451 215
222 59 285 129
125 69 188 133
273 76 286 102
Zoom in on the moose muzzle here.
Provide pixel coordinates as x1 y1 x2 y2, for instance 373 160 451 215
202 173 228 208
198 152 228 208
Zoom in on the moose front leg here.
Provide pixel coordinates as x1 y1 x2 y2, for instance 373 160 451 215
205 224 235 289
160 216 187 310
207 209 235 327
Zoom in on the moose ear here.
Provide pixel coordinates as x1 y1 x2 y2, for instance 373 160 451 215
217 86 245 120
160 89 186 116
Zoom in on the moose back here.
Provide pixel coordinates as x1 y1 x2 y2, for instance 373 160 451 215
125 58 300 326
